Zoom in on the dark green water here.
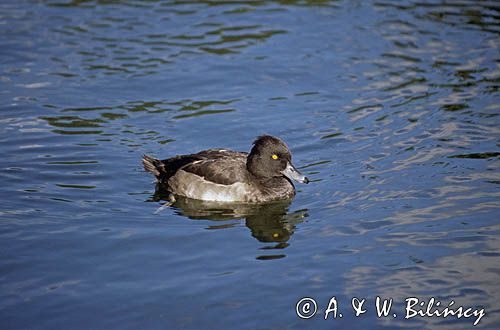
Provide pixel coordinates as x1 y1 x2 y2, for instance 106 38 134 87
1 1 499 329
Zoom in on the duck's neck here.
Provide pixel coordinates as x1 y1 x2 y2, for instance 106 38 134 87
255 176 296 200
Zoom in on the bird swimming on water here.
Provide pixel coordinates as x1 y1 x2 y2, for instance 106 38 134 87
142 135 309 203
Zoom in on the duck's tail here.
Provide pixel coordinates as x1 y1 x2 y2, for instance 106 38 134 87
142 155 165 180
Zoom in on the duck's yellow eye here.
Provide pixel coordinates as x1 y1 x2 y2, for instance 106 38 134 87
272 154 279 160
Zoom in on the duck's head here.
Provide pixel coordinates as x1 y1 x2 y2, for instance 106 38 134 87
246 135 309 184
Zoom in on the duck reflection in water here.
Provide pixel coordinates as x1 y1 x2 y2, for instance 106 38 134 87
150 191 307 251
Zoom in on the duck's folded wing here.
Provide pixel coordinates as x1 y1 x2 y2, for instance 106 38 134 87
181 154 248 186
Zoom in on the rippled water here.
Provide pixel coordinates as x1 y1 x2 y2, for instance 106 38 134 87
1 1 499 329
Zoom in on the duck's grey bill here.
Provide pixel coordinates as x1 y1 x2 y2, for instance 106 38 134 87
282 162 309 184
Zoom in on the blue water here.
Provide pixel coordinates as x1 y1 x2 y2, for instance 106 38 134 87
1 1 499 329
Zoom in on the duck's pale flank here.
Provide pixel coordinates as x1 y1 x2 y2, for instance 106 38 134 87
142 135 309 203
